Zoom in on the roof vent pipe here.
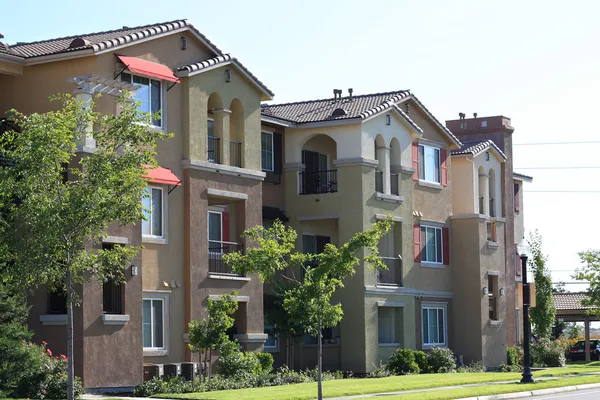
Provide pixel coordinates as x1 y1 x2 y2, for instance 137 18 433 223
473 112 478 118
0 33 4 39
348 88 353 102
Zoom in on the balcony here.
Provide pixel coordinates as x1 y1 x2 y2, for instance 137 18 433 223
391 173 399 196
376 257 403 286
208 241 244 275
230 141 242 168
300 170 338 195
375 171 383 193
486 220 497 242
208 136 220 164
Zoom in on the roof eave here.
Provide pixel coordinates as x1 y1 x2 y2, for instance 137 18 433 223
513 172 533 183
292 117 362 129
261 115 295 127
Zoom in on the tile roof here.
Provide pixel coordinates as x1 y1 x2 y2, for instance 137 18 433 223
5 19 222 59
176 54 274 97
513 172 533 182
261 90 411 123
554 292 593 311
451 140 506 160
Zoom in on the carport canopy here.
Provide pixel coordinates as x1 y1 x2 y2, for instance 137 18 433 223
554 292 599 361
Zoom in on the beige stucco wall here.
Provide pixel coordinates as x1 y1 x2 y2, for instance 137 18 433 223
361 113 416 168
451 157 476 215
284 124 362 164
514 179 525 243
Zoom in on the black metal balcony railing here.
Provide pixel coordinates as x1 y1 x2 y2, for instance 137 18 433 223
377 257 403 286
375 171 383 193
208 241 244 275
230 141 242 167
391 173 399 196
208 136 221 164
300 170 338 195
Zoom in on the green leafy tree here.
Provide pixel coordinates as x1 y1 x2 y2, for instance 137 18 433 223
0 93 170 400
528 231 556 340
575 250 600 314
565 322 583 339
188 292 239 380
224 218 392 400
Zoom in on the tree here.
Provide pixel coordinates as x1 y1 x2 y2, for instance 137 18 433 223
224 218 392 400
575 250 600 312
188 292 238 381
528 231 556 340
0 93 170 400
565 322 583 339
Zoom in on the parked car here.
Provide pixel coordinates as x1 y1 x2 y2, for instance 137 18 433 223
567 340 600 361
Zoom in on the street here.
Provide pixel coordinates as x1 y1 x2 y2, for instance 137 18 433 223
531 388 600 399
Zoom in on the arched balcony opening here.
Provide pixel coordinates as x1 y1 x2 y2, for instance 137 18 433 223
207 92 223 164
229 98 244 168
300 134 338 195
389 137 401 196
489 168 497 217
478 166 487 215
374 134 387 193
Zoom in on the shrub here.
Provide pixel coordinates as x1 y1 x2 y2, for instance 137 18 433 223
532 339 566 367
497 363 521 372
414 350 428 373
426 347 456 373
368 362 391 378
457 360 485 373
217 350 261 378
507 346 521 367
388 348 420 375
255 352 274 373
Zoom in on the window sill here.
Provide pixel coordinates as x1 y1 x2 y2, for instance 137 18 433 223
419 262 447 269
376 192 404 204
234 333 269 343
418 180 443 190
378 343 401 347
487 241 499 249
143 236 167 245
489 320 502 328
209 273 251 282
422 344 447 350
40 314 68 326
102 314 130 326
144 349 168 357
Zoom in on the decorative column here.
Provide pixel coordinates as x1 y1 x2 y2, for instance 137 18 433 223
585 317 591 362
376 145 391 194
74 86 96 153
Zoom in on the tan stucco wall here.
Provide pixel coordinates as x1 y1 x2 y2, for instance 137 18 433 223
451 157 476 215
514 179 525 242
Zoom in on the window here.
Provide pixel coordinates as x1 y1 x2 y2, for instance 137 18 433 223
488 275 498 320
143 298 164 349
421 226 443 264
418 144 440 183
264 319 278 350
261 132 274 172
208 211 223 243
305 325 340 345
47 288 67 314
378 308 396 344
121 73 162 127
103 278 123 314
142 187 164 238
422 305 446 347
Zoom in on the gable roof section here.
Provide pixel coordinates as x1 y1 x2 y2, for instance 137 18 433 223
261 90 411 123
5 19 222 61
554 292 593 311
176 54 274 99
451 140 506 160
513 172 533 183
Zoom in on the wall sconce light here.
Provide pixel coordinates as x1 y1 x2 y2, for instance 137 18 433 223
131 264 138 277
500 288 505 296
482 287 488 295
225 69 231 83
386 114 391 125
486 151 490 161
181 36 187 50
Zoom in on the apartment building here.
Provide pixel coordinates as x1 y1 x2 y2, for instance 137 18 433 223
0 20 272 390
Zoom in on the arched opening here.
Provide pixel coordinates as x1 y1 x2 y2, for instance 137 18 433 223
489 168 496 217
374 134 386 193
300 134 338 194
229 98 244 167
207 92 223 164
389 138 401 196
478 166 486 214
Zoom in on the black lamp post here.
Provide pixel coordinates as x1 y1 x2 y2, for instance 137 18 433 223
518 239 534 384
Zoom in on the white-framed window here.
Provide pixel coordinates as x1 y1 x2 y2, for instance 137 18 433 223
142 187 164 238
422 304 447 348
418 144 440 183
261 131 274 172
143 298 164 350
208 210 223 253
378 308 396 344
421 225 443 264
121 72 162 128
264 320 278 351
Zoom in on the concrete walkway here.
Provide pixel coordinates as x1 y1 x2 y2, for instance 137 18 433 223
81 372 600 400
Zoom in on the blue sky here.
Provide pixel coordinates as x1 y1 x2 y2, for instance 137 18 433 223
4 0 600 291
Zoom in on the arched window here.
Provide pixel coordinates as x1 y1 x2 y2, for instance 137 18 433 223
389 138 401 196
229 98 244 168
207 92 223 164
488 168 496 217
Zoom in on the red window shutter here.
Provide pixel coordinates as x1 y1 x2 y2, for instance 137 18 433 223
222 212 230 242
413 224 421 263
440 149 448 186
442 227 450 265
412 142 419 181
514 183 520 212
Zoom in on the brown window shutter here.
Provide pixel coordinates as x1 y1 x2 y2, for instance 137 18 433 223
222 212 230 242
440 149 448 186
442 227 450 265
413 224 421 263
412 142 419 181
514 183 520 212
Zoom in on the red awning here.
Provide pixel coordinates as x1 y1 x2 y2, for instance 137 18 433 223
143 166 181 186
117 55 180 83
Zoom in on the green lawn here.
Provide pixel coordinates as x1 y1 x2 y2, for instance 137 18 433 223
154 366 600 400
373 375 600 400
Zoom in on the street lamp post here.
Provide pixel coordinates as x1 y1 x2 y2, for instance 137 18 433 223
517 239 534 384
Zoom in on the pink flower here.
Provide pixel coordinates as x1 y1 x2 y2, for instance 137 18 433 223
46 348 52 357
61 354 68 361
41 341 47 345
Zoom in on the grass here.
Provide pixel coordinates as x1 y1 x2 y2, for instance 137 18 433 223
373 375 600 400
154 366 600 400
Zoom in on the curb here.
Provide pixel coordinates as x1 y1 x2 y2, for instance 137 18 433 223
459 382 600 400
